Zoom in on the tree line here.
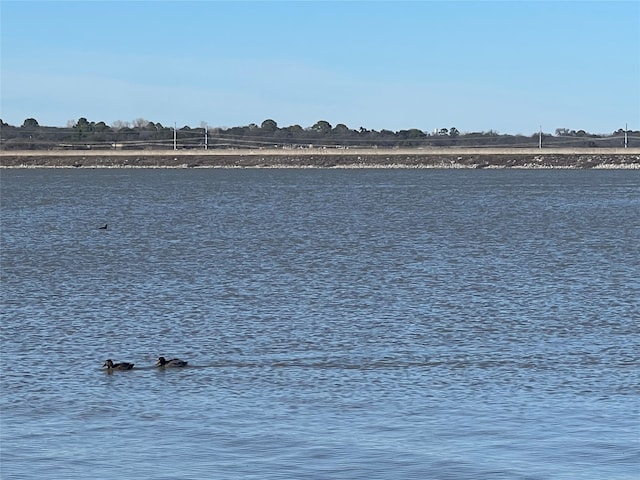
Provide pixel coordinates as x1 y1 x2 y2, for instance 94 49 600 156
0 117 636 150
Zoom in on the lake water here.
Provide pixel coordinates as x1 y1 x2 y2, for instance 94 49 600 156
1 168 638 479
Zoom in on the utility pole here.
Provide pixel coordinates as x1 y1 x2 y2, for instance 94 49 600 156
173 122 177 151
625 123 628 148
204 123 208 150
538 125 542 149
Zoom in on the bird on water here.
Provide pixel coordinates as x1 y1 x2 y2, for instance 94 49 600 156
99 224 108 230
156 356 188 368
103 359 134 370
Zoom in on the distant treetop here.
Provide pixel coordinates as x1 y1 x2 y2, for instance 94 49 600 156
0 117 636 151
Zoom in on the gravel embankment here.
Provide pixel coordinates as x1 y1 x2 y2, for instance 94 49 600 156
1 148 639 168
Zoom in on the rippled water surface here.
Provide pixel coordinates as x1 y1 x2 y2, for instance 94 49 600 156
1 168 639 479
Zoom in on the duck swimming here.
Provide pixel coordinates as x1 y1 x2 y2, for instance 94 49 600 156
103 359 134 370
156 356 188 368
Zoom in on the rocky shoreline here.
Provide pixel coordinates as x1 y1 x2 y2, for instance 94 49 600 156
2 149 639 169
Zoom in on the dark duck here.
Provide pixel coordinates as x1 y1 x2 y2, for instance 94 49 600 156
103 359 134 370
156 356 188 368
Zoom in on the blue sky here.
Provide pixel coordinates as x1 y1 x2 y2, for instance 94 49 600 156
1 0 638 134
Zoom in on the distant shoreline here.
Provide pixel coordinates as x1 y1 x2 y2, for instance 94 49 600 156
2 147 639 169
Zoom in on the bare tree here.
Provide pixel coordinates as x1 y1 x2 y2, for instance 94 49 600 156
133 118 150 129
112 120 130 130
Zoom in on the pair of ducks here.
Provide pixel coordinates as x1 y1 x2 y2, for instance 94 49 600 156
103 356 188 371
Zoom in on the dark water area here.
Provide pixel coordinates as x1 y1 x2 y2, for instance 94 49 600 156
1 168 638 479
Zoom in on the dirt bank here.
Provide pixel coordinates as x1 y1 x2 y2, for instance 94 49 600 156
2 148 639 169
